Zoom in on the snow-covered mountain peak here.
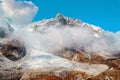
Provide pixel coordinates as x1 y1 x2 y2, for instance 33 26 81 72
28 14 104 38
29 13 83 28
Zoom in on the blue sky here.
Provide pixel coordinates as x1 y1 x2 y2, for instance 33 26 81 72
27 0 120 32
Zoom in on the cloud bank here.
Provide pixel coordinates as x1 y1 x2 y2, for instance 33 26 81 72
10 26 120 59
0 0 38 27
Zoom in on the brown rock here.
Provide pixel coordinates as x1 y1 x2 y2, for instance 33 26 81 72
20 70 88 80
64 71 87 80
72 52 120 70
61 49 120 71
21 70 62 80
72 51 90 62
23 75 62 80
92 70 120 80
106 59 120 70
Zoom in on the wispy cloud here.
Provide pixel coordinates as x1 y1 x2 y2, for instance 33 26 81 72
10 26 120 59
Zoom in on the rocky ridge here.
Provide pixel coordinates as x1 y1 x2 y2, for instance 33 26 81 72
29 14 104 37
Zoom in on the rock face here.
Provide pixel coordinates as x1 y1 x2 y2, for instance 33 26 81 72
56 13 67 25
1 40 26 61
61 49 120 70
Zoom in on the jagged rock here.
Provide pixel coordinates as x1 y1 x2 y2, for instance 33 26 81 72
29 13 84 32
1 40 26 61
59 48 90 62
56 13 67 25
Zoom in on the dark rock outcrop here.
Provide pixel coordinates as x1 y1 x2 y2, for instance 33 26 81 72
56 13 67 25
0 27 6 38
1 40 26 61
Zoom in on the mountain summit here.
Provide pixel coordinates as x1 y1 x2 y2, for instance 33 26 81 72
29 14 104 36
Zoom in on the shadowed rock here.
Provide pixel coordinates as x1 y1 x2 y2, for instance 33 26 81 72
0 23 15 38
56 13 67 25
1 40 26 61
0 27 6 38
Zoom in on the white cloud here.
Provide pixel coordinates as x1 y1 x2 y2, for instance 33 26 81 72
10 26 120 59
0 0 38 27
